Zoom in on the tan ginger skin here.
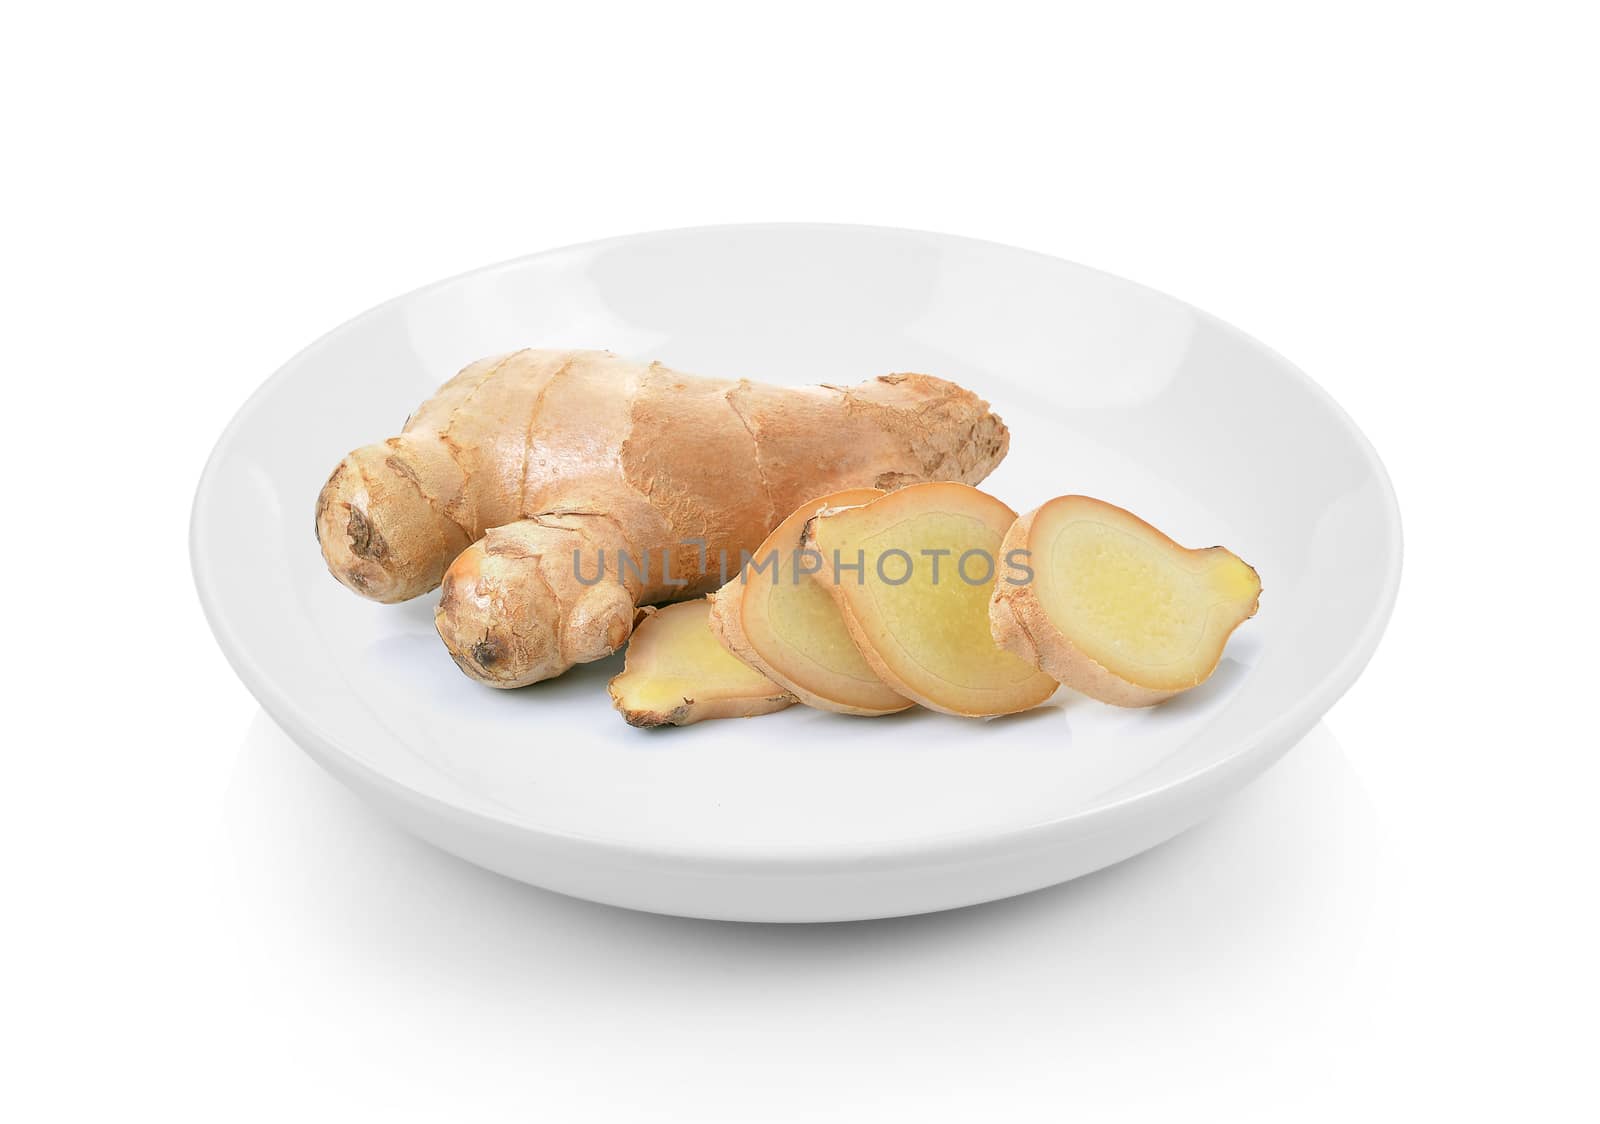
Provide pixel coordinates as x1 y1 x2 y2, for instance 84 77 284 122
315 349 1009 687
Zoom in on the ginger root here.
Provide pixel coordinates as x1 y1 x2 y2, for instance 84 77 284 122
989 495 1261 707
803 483 1058 717
710 489 911 716
314 349 1010 687
608 601 795 727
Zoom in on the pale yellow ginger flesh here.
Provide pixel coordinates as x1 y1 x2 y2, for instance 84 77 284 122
314 349 1009 689
989 495 1261 707
804 483 1058 717
710 489 911 716
608 600 796 727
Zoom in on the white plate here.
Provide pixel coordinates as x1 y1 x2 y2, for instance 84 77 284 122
192 224 1401 922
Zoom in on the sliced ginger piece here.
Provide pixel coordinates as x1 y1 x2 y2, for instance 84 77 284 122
710 489 912 716
804 483 1058 717
608 600 796 727
989 495 1262 707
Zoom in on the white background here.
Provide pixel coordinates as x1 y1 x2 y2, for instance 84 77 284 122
6 2 1597 1120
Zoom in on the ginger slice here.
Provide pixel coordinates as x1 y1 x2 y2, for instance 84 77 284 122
803 483 1058 718
989 495 1262 707
710 489 912 716
608 600 796 727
